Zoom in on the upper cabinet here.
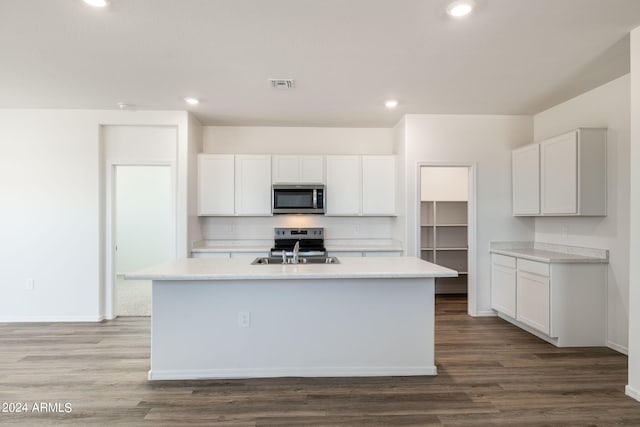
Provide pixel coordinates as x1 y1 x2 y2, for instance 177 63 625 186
235 155 272 216
199 153 396 217
198 154 271 216
198 154 235 215
325 156 361 215
325 155 396 216
272 155 324 183
512 144 540 215
512 128 606 217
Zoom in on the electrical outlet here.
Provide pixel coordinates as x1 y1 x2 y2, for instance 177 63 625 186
238 311 251 328
25 278 35 290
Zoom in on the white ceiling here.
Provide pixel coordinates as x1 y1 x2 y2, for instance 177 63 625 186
2 0 640 127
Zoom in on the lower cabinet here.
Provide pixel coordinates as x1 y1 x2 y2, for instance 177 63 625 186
516 269 550 335
490 254 516 318
490 253 606 347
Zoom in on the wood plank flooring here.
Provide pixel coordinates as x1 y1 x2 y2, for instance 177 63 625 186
1 295 639 426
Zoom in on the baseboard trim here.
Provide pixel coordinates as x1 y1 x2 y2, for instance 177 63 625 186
607 341 628 355
0 315 104 323
625 385 640 402
148 365 438 381
474 310 497 317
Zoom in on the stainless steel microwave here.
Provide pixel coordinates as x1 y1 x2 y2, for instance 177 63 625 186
272 184 325 214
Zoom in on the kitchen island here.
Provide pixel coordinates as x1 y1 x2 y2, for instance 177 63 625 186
126 256 457 380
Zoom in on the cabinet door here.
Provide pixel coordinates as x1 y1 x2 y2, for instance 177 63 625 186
541 131 578 215
272 155 299 183
491 260 516 317
299 156 324 183
512 144 540 215
516 271 550 334
362 155 396 215
235 155 272 216
325 156 361 215
197 154 235 215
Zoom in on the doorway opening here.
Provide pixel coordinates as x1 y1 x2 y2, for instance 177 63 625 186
113 165 174 316
418 164 475 314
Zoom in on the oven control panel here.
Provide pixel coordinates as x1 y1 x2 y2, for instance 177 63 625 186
274 228 324 239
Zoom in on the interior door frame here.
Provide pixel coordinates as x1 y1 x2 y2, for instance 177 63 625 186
105 161 177 319
416 162 478 316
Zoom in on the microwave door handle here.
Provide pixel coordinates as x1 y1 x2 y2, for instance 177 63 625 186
312 189 317 209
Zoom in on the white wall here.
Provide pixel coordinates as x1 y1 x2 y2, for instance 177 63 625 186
392 117 407 249
627 26 640 402
402 114 534 315
420 167 469 201
200 126 399 244
204 126 393 155
533 75 631 353
0 109 193 321
188 115 203 249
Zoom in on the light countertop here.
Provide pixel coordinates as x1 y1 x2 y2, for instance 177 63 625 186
490 241 608 264
125 256 457 281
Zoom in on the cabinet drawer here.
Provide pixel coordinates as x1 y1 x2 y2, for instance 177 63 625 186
517 258 549 277
492 253 516 269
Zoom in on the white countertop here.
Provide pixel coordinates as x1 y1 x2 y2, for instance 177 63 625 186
125 256 457 281
490 241 608 263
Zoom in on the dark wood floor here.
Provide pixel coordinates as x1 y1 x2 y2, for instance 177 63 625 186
1 295 639 426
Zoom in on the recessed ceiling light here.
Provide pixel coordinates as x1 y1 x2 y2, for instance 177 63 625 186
447 0 475 17
184 97 199 105
385 100 399 109
83 0 109 7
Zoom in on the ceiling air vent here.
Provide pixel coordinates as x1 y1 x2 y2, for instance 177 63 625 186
269 79 295 90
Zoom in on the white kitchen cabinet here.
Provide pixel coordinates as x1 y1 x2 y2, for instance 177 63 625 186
235 155 272 216
541 129 606 215
272 155 324 183
512 128 606 216
541 131 578 215
300 156 324 183
198 154 235 215
490 249 607 347
362 155 396 215
490 254 516 318
325 155 396 216
325 155 361 216
516 260 550 335
512 144 540 215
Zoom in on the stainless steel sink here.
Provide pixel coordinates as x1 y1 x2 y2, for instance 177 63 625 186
251 256 340 265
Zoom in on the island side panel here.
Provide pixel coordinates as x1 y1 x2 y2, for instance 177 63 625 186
149 277 436 380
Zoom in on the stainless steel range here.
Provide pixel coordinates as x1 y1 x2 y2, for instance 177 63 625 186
251 227 339 265
270 227 326 257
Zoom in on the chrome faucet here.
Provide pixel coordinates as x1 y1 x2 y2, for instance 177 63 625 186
292 240 300 264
